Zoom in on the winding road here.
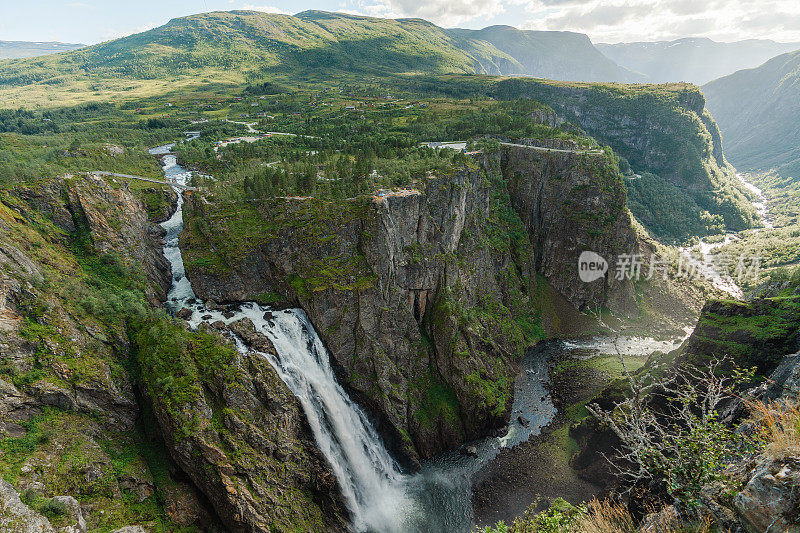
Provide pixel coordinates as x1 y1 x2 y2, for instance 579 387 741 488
498 142 604 156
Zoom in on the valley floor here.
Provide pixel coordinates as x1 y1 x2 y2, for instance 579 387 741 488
470 338 665 527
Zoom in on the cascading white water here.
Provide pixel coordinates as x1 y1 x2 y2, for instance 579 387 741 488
151 146 415 532
149 141 566 532
197 305 415 532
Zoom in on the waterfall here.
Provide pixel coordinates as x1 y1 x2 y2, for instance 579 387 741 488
152 147 414 532
149 142 561 532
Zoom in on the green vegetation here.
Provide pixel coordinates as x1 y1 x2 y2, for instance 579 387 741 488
0 10 643 109
751 171 800 227
490 78 759 238
132 317 238 440
171 95 596 202
0 175 206 530
413 371 461 429
0 32 745 243
0 410 196 532
698 171 800 291
704 49 800 178
689 297 800 373
4 9 796 533
625 172 726 241
479 498 588 533
0 18 783 528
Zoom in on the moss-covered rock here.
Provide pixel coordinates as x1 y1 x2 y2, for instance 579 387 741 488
180 147 640 462
132 316 350 532
681 297 800 375
0 177 209 532
491 79 759 237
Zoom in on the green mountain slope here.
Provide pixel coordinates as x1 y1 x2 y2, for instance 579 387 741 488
490 78 759 236
451 25 643 82
703 50 800 178
599 38 800 85
0 10 636 97
0 40 84 59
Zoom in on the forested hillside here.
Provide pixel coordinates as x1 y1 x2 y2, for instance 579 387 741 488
704 50 800 178
490 78 759 239
0 10 637 108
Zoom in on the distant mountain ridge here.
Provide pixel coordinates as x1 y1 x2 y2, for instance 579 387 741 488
599 38 800 85
450 25 643 82
0 40 84 59
0 9 640 89
703 50 800 177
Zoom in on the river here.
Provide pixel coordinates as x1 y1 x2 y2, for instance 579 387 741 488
676 173 775 300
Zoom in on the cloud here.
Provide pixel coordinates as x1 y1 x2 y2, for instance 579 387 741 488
348 0 506 26
517 0 800 42
103 23 156 41
343 0 800 41
242 4 289 14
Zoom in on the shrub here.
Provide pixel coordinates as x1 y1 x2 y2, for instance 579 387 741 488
588 358 757 509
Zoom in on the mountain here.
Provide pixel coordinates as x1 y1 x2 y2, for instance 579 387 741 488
703 50 800 177
0 10 637 93
0 40 84 59
450 25 643 82
599 38 800 84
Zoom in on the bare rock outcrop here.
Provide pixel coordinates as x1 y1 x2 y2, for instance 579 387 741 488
0 479 56 533
63 175 172 304
0 176 209 531
734 456 800 533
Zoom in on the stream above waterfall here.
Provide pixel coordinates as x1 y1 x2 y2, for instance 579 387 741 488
148 140 697 532
149 142 562 532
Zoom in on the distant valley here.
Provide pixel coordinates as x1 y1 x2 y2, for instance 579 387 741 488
599 37 800 85
0 40 84 59
704 50 800 177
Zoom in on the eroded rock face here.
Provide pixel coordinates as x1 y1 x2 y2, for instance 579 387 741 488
490 79 758 232
0 180 148 431
681 298 800 375
182 151 638 461
50 496 86 533
766 352 800 400
734 456 800 533
0 479 56 533
0 176 210 531
140 319 349 533
63 175 172 305
499 145 637 315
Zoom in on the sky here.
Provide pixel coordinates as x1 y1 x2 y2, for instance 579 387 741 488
2 0 800 45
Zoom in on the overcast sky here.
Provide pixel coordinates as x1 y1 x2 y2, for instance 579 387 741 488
1 0 799 45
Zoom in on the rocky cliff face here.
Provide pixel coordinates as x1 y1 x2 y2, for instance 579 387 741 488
0 175 208 531
182 147 638 462
499 145 636 314
0 174 348 532
490 79 758 233
681 297 800 375
133 317 349 532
